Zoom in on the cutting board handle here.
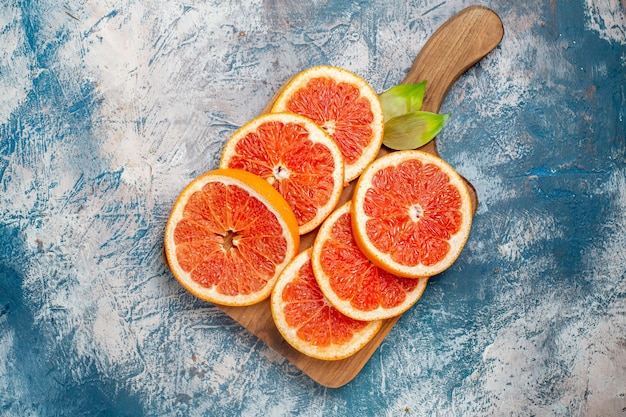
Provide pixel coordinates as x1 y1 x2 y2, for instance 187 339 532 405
397 5 504 212
403 5 504 114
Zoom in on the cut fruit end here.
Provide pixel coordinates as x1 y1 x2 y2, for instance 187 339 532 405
271 249 382 361
312 202 429 321
220 112 345 235
164 168 300 306
351 150 473 278
270 65 384 183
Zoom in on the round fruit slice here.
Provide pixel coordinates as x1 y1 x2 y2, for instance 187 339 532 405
271 65 384 183
164 168 300 306
312 202 429 321
220 112 344 235
271 249 382 361
351 150 473 278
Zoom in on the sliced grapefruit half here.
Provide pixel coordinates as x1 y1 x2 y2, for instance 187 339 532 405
164 168 300 306
312 202 429 321
220 112 344 235
351 150 473 278
271 65 384 183
271 249 382 361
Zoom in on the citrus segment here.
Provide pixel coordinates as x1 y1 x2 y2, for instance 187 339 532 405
271 249 382 361
271 65 384 183
220 113 344 235
164 168 300 306
351 150 472 278
312 202 428 321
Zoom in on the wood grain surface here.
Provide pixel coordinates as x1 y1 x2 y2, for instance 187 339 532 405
220 6 504 388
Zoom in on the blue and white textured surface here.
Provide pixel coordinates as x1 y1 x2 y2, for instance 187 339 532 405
1 0 625 415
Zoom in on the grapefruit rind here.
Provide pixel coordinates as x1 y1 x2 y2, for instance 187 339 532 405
220 112 345 235
164 168 300 306
270 65 384 183
271 249 382 361
351 150 473 278
312 202 430 321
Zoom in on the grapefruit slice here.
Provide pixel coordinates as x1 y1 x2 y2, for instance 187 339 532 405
271 65 384 183
271 249 382 361
164 168 300 306
351 150 473 278
311 202 429 321
220 112 344 235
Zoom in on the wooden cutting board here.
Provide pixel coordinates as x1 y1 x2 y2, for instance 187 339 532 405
219 5 504 388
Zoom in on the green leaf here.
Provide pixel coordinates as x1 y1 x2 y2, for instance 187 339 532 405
383 111 450 150
379 82 427 121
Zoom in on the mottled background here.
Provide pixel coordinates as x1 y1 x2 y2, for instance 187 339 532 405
1 0 624 416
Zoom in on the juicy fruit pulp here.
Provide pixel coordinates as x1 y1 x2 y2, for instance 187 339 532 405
312 203 429 321
220 113 344 235
271 66 384 183
271 249 382 360
164 169 300 306
352 150 472 278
